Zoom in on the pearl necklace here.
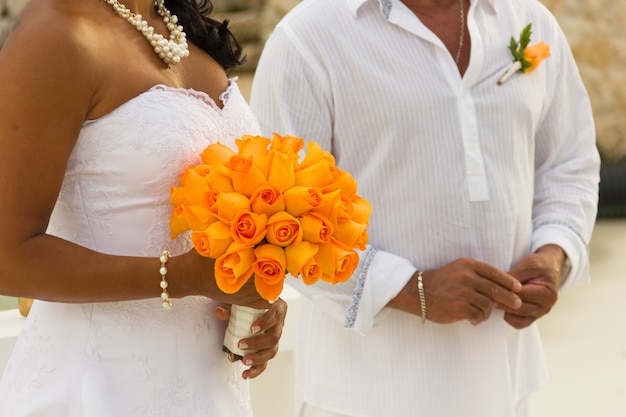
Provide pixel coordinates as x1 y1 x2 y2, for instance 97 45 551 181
103 0 189 66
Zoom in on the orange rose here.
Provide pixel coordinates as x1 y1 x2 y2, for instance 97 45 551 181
179 203 217 234
214 242 255 294
316 241 359 284
235 135 271 159
523 41 551 73
298 141 335 168
174 165 208 190
350 196 372 225
235 136 272 183
312 189 341 226
336 194 353 224
202 190 220 215
169 204 190 239
253 244 287 300
299 212 334 243
295 142 334 188
173 168 209 206
227 154 267 197
250 185 285 217
283 186 323 217
191 221 233 258
323 168 357 198
285 241 322 285
200 142 235 175
205 169 234 193
215 192 250 223
357 230 369 250
266 148 298 192
333 220 369 250
170 185 186 207
332 195 370 232
265 211 302 247
270 133 304 154
231 210 267 246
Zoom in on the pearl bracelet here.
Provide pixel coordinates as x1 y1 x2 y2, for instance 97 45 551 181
417 271 427 324
159 250 172 310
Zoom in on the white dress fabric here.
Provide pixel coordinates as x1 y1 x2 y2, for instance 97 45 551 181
0 79 261 416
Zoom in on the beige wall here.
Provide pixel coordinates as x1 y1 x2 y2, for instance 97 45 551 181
2 0 624 160
540 0 626 162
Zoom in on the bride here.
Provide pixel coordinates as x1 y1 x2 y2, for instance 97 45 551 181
0 0 286 415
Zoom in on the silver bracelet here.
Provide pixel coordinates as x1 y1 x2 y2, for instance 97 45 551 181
159 250 172 310
417 271 427 324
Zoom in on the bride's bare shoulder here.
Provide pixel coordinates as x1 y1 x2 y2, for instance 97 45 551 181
1 0 106 67
0 0 108 120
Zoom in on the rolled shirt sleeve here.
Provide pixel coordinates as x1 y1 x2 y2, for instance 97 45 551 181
530 22 600 293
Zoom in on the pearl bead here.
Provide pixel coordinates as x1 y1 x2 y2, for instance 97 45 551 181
159 250 172 310
103 0 189 66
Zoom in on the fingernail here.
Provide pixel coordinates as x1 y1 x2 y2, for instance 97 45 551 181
238 342 248 350
215 307 227 314
244 359 253 366
251 325 261 334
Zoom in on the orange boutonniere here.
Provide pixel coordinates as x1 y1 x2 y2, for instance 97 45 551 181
498 23 551 85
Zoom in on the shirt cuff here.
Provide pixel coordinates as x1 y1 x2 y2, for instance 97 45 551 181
531 223 590 293
345 249 416 333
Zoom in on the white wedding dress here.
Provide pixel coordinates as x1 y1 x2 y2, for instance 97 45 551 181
0 79 260 416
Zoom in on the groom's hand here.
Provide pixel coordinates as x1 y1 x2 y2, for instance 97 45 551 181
389 258 522 326
502 245 565 329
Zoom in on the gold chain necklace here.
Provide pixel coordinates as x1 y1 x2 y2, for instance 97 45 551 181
454 0 464 65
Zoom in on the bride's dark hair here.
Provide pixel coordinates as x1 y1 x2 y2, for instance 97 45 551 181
165 0 245 71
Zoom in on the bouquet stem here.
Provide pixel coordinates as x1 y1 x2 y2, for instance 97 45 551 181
222 305 267 362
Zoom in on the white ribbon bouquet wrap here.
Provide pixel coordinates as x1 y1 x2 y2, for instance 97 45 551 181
222 305 267 362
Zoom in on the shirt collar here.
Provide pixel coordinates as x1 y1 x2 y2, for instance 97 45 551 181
346 0 497 19
346 0 368 17
346 0 389 17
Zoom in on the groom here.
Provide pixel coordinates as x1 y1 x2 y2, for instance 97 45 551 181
250 0 600 416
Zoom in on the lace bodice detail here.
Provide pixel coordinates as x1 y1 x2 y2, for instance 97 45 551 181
49 79 261 257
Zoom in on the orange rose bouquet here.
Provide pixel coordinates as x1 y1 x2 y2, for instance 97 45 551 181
170 133 371 360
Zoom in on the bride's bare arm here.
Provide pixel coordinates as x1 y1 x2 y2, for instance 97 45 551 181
0 3 269 310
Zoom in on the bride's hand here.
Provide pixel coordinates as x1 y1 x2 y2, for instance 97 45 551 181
176 250 271 309
214 299 288 379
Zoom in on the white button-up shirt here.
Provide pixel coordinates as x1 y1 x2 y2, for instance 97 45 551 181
250 0 600 415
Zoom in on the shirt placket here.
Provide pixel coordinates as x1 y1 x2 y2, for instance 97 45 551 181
458 10 490 202
388 0 490 202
